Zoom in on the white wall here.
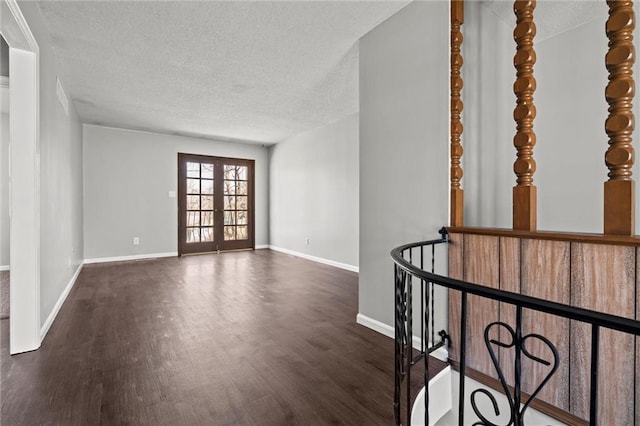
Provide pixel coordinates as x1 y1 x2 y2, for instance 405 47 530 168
269 113 359 269
460 1 514 229
1 111 8 268
463 1 639 233
82 124 269 260
18 2 85 327
359 1 449 326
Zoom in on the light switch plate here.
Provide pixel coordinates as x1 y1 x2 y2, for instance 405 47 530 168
168 191 176 198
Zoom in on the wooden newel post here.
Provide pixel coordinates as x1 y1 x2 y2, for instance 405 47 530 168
450 0 464 227
512 0 537 231
604 0 635 236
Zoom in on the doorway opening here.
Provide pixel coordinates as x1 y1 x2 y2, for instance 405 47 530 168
178 153 255 255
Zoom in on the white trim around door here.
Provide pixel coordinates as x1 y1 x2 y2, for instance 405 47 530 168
2 0 41 354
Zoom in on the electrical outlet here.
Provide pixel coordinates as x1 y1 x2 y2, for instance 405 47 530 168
305 237 310 245
133 237 140 245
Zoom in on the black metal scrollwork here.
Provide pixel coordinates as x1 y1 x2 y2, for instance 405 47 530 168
393 265 407 422
471 310 559 426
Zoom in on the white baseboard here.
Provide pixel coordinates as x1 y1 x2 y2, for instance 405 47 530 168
356 313 448 362
268 245 359 273
0 265 9 272
84 252 177 264
255 245 269 250
40 262 84 342
356 313 394 338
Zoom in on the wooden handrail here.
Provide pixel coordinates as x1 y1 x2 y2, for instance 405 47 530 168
450 0 464 227
512 0 538 231
604 0 636 235
447 226 640 247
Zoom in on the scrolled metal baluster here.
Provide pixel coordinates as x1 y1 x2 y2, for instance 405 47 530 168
471 321 559 426
471 388 504 426
519 334 559 416
471 322 517 426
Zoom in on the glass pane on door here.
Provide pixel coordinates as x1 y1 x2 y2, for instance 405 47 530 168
223 165 249 241
184 161 214 246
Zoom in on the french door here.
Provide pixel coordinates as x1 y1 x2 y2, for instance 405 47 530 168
178 153 255 255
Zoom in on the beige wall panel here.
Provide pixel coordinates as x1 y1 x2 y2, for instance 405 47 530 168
521 239 570 411
570 243 635 423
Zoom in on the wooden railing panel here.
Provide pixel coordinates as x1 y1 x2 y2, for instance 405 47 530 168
450 0 464 227
637 254 639 426
570 243 635 423
498 237 520 387
447 232 464 365
512 0 538 231
604 0 636 236
462 235 500 377
520 239 570 411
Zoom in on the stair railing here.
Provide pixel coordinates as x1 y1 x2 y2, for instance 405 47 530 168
391 229 640 426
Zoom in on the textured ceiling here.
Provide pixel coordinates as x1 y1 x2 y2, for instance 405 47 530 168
35 1 411 144
482 0 604 42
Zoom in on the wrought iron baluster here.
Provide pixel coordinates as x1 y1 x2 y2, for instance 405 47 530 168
406 267 413 424
459 292 467 426
431 243 436 348
423 279 431 426
393 264 404 425
589 324 600 426
514 306 523 425
421 246 425 355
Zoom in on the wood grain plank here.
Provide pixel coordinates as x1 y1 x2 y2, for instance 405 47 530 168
463 234 500 377
499 237 521 387
570 243 635 423
448 232 464 364
637 247 639 426
520 239 570 411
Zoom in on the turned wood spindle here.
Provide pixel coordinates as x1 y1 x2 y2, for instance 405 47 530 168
450 0 465 227
512 0 537 231
604 0 635 236
450 0 464 226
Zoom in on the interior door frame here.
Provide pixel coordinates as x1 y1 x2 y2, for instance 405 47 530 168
177 153 255 255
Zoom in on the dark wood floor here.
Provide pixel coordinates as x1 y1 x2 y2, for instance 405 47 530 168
1 250 445 425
